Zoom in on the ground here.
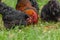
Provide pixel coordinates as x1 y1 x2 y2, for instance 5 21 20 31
0 0 60 40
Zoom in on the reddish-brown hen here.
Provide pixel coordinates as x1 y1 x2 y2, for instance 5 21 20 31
16 0 38 24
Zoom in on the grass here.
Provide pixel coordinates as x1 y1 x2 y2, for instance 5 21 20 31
0 0 60 40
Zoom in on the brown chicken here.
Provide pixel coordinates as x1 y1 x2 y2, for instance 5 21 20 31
16 0 38 24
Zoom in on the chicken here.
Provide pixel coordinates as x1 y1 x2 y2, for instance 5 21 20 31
41 0 60 21
0 2 30 29
16 0 38 24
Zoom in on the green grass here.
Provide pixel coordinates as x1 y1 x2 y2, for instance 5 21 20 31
0 0 60 40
